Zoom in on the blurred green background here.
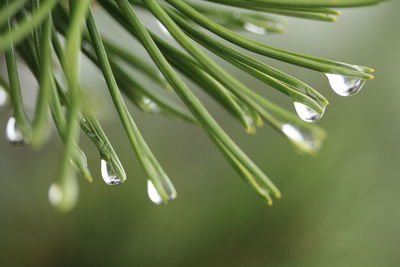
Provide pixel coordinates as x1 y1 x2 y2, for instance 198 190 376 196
1 1 399 266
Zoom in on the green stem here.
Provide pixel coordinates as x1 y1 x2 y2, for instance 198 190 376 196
53 21 125 184
86 8 176 202
166 8 328 115
31 14 52 147
165 0 373 78
0 0 58 52
53 0 91 212
5 46 31 141
0 0 28 28
113 0 281 202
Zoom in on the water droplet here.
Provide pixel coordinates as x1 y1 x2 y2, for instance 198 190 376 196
243 22 266 35
5 116 24 144
142 97 161 113
0 87 8 107
101 158 122 186
244 115 257 134
48 183 63 206
293 102 323 123
325 68 366 96
281 123 321 153
147 180 163 205
48 175 79 212
157 20 173 39
244 114 254 125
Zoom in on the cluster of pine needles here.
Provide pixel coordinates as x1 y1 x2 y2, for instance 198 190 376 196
0 0 382 211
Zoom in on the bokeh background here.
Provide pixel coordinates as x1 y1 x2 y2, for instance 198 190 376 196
1 1 399 266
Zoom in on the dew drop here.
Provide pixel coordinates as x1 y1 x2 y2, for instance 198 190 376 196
48 183 63 206
0 87 8 107
281 123 321 153
5 116 24 144
157 20 173 39
293 102 323 123
244 114 254 125
243 22 266 35
100 158 122 186
147 180 163 205
325 72 366 96
244 115 257 134
48 176 79 212
142 97 161 113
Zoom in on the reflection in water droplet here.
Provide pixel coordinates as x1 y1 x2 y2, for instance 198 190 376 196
101 159 122 186
0 87 7 107
281 123 321 153
243 22 266 35
157 20 173 39
293 102 323 123
142 97 161 113
325 72 366 96
5 116 24 144
147 180 163 205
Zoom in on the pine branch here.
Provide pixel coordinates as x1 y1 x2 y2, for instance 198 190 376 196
0 0 383 211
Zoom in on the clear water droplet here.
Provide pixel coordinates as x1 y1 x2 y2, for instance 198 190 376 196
244 114 254 125
243 22 266 35
48 183 63 206
244 115 257 134
157 20 173 39
293 102 323 123
282 123 321 153
325 66 366 96
100 158 122 186
48 174 79 212
5 116 24 144
147 180 163 205
142 97 161 113
0 87 8 107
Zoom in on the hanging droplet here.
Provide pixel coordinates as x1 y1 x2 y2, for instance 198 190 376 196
142 97 161 113
244 115 257 134
5 116 24 144
100 158 122 186
293 102 324 123
147 180 163 205
243 22 267 35
325 66 366 96
48 183 63 206
281 123 322 154
0 87 8 107
157 20 173 39
48 174 79 212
